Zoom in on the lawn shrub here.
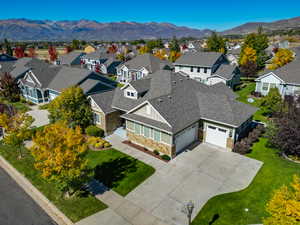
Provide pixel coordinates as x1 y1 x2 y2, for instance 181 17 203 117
153 150 160 155
85 125 104 137
161 154 171 161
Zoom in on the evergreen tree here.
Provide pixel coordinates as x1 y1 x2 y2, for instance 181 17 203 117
4 39 13 56
169 36 180 52
207 32 227 53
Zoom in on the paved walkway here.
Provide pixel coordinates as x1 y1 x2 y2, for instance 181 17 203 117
76 180 168 225
104 134 263 225
27 105 50 127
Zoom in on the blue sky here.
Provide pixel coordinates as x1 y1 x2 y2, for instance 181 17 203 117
1 0 300 31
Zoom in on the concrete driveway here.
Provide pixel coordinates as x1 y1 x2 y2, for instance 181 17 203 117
125 143 263 225
27 105 50 127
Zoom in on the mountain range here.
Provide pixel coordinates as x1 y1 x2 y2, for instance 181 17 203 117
0 16 300 41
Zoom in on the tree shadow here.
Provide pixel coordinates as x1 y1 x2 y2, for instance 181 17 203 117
208 214 220 225
94 157 137 189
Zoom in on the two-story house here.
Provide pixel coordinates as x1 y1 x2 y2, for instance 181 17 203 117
55 51 85 67
174 52 240 88
116 53 173 84
90 70 256 157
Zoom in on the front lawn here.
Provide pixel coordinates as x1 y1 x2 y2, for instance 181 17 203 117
86 149 155 196
0 144 107 222
235 82 267 122
0 97 31 113
192 138 300 225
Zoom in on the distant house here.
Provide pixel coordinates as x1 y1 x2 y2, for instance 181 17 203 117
84 45 96 54
116 53 173 84
81 50 122 75
55 51 85 67
255 60 300 97
174 52 240 88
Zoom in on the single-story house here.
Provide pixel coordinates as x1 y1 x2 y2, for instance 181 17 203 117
255 60 300 96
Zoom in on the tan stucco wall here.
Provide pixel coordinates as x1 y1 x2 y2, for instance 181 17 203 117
127 131 173 156
93 109 122 135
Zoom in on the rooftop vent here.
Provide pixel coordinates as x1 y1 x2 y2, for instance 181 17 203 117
158 99 163 103
168 95 172 99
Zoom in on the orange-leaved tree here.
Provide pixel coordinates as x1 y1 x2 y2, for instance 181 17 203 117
30 122 90 197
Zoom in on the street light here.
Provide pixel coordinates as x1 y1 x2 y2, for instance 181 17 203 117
182 201 195 225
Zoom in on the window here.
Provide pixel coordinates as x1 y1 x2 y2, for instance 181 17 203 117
144 126 150 138
190 67 194 72
204 68 208 73
127 91 131 96
161 132 171 145
270 83 276 89
127 121 134 131
262 82 269 91
197 67 200 73
131 92 134 97
208 125 216 130
153 129 161 142
93 112 101 124
135 123 141 135
218 128 227 133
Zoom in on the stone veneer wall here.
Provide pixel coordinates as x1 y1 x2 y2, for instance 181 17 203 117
127 131 173 156
226 138 234 150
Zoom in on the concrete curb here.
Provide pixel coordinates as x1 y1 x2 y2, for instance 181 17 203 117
0 155 74 225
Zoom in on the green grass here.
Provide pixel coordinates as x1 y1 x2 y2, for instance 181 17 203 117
86 149 155 196
0 144 107 222
192 138 300 225
0 97 31 113
235 82 267 122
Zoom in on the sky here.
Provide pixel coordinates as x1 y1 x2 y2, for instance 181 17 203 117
1 0 300 31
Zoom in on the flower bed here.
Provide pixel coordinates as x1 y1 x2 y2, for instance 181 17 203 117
87 136 111 151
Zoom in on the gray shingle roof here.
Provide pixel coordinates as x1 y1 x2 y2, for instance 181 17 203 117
174 52 223 67
89 90 116 114
117 53 173 73
213 64 238 80
112 70 256 133
58 51 85 66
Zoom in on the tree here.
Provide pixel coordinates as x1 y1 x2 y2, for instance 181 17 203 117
28 47 37 58
116 53 126 62
107 44 117 54
169 51 181 62
48 86 93 129
30 122 90 196
0 112 33 158
4 39 13 56
268 49 294 70
239 46 258 77
169 36 180 52
71 39 81 50
264 175 300 225
207 32 227 53
14 46 26 58
65 45 73 54
138 45 150 54
154 49 167 60
146 39 164 52
48 46 58 62
260 87 283 116
240 61 258 78
0 73 20 102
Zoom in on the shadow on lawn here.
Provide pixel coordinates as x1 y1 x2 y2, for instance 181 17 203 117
94 157 138 189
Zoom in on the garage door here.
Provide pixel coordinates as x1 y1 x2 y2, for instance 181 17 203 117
205 125 228 148
175 124 198 153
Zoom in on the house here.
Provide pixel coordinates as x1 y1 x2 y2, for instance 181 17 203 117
81 50 122 75
91 70 256 157
0 53 17 62
255 60 300 97
116 53 173 84
174 52 240 88
84 45 96 54
55 51 85 67
226 47 241 65
10 58 117 104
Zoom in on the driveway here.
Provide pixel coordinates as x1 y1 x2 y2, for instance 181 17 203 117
27 105 50 127
125 143 263 225
0 167 56 225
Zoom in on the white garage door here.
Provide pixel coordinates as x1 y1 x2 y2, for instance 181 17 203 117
205 125 228 148
175 124 198 153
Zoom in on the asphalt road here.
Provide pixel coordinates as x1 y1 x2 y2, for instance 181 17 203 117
0 167 56 225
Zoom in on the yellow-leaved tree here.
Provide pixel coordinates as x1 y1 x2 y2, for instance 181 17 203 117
239 46 257 66
268 48 294 70
154 49 167 60
0 112 33 158
138 46 150 54
30 122 90 197
168 51 181 63
264 175 300 225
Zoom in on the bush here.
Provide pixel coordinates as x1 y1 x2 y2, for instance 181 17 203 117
85 125 104 137
233 141 251 155
153 150 160 155
161 154 171 161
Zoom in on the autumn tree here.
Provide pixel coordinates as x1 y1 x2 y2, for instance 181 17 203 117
138 45 150 54
4 39 13 56
239 46 258 77
0 112 33 158
30 122 90 196
264 175 300 225
0 72 20 102
48 46 58 62
107 44 118 54
116 53 126 62
169 51 181 62
48 86 93 129
268 48 294 70
65 45 73 54
28 47 37 58
207 32 227 53
14 46 26 58
154 49 167 60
